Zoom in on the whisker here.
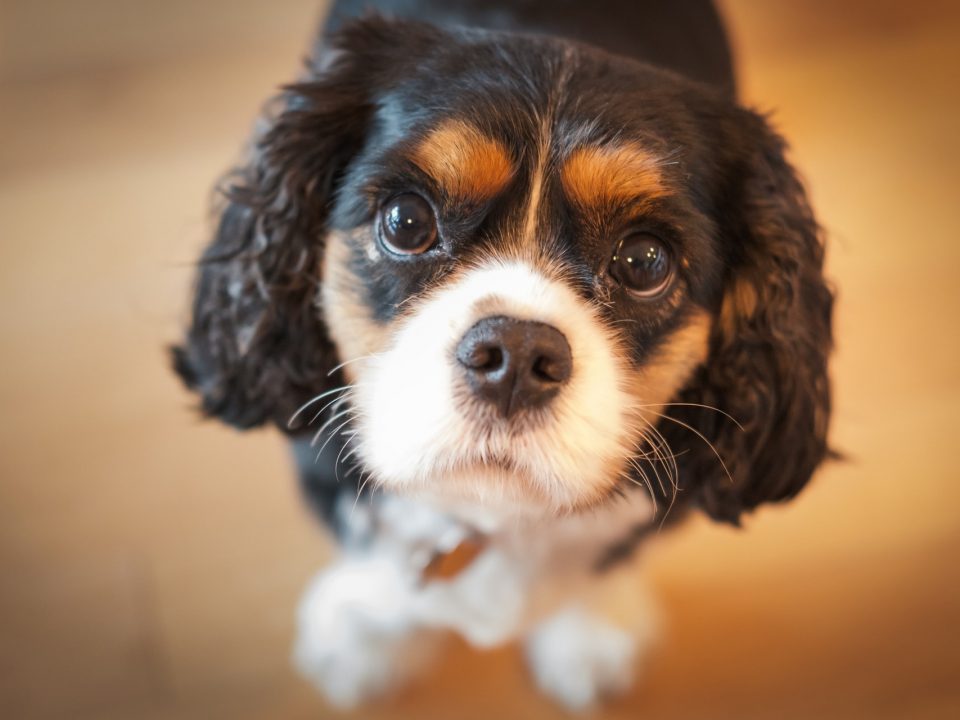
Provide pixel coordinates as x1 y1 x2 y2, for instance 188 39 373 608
636 433 670 498
334 430 361 484
393 288 433 310
314 416 357 462
349 470 376 520
619 466 657 513
287 384 353 428
631 440 666 496
339 442 362 466
326 354 377 378
634 419 677 491
644 422 680 491
311 409 353 447
621 436 658 497
308 388 355 426
646 426 681 527
635 402 745 431
641 408 735 486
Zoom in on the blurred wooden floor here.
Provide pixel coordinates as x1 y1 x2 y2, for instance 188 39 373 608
1 1 959 718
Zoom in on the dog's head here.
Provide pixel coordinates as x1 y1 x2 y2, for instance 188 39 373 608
174 17 832 522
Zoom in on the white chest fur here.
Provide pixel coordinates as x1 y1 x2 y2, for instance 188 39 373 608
293 490 657 709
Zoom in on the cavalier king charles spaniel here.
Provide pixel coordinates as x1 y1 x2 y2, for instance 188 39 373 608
174 0 833 709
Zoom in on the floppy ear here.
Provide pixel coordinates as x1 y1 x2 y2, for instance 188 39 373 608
172 17 412 429
671 111 834 524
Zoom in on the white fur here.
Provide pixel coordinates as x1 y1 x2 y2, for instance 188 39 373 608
525 607 637 711
352 260 636 516
293 556 443 707
521 118 550 246
294 491 657 709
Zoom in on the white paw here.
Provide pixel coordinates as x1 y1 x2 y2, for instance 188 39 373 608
291 560 437 708
293 618 404 708
525 607 639 711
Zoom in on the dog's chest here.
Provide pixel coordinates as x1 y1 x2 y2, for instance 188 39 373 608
325 491 653 644
336 490 656 582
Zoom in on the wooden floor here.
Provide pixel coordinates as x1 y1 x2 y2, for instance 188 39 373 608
1 1 958 718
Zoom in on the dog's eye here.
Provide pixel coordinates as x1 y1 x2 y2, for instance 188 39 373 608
378 193 438 255
609 233 674 297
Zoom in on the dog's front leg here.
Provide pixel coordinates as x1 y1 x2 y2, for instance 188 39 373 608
292 554 443 708
523 566 660 711
291 489 533 707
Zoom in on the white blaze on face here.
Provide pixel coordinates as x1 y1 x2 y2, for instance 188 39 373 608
349 260 635 516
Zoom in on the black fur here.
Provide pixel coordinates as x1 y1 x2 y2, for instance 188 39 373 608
325 0 735 93
173 1 832 534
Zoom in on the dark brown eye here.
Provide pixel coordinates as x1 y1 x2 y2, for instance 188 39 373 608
609 232 674 297
378 193 438 255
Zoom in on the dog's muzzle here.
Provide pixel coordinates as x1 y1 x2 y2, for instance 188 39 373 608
455 316 572 418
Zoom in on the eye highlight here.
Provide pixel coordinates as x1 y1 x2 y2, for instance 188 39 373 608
378 193 438 255
609 232 674 297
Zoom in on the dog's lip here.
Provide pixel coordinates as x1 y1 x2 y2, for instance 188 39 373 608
427 456 527 484
465 403 555 433
413 459 592 518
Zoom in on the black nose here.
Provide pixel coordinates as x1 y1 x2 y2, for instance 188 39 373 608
455 316 573 418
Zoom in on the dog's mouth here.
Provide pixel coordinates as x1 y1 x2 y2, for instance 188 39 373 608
300 382 619 517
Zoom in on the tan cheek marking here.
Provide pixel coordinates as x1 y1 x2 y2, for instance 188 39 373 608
320 229 391 382
562 144 668 209
628 309 712 408
413 120 514 201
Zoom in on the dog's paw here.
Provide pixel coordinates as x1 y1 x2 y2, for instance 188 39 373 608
524 607 639 711
293 620 404 708
291 560 438 708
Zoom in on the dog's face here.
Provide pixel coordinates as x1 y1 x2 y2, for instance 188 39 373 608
319 46 725 514
175 18 832 522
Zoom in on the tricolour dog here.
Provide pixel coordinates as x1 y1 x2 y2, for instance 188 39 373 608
174 0 833 709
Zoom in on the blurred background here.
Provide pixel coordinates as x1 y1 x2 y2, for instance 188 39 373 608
1 1 958 718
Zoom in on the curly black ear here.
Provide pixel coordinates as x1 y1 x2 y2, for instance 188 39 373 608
172 17 423 429
672 111 834 524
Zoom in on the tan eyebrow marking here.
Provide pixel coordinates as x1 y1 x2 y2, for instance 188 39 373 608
561 144 668 207
412 120 514 200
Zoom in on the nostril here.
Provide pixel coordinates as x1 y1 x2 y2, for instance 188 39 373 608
477 345 504 372
458 342 505 373
532 354 564 383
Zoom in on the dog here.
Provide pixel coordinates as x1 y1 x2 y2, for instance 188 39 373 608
173 0 833 709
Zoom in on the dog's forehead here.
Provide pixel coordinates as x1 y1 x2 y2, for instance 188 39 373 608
373 37 697 204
